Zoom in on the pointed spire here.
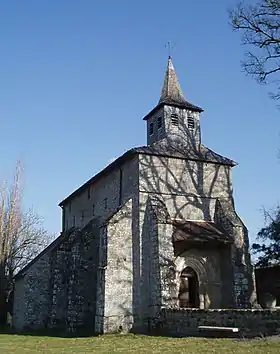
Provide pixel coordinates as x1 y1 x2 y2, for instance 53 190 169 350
143 56 203 120
159 56 186 105
158 56 203 112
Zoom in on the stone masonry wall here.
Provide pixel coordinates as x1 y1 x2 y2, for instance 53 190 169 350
146 107 165 146
13 253 51 330
153 308 280 337
138 152 255 309
63 155 139 230
163 106 201 149
139 154 232 202
13 222 101 333
146 106 200 148
214 200 256 307
12 277 26 330
137 155 233 326
102 199 133 333
48 221 101 333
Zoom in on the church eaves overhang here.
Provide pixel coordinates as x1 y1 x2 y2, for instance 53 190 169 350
172 220 232 244
59 145 237 207
143 99 203 121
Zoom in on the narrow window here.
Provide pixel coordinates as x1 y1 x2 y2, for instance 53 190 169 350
188 117 195 130
81 210 85 222
92 204 95 216
171 113 179 126
73 215 75 227
149 122 154 135
104 198 108 210
87 187 91 200
69 202 72 213
157 116 162 129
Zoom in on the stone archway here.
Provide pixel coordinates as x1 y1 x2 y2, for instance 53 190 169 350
174 250 219 309
178 267 200 308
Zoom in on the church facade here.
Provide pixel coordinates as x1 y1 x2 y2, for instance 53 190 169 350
12 57 256 334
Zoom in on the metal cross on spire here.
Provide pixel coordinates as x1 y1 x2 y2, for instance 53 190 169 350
165 41 176 58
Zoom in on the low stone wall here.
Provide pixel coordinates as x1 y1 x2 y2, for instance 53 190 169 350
152 308 280 337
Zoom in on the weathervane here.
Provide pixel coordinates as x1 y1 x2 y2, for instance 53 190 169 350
165 41 176 58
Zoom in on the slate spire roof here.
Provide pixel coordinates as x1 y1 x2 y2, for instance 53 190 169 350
143 56 203 120
159 56 186 105
159 56 203 112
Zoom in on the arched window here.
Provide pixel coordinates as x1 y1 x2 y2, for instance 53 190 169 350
178 267 200 308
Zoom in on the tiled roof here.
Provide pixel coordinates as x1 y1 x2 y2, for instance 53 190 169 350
134 142 237 166
172 220 232 244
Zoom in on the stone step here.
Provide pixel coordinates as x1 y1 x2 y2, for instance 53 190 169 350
198 326 239 333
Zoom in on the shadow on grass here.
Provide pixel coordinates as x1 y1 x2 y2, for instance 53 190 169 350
0 326 101 338
1 325 278 341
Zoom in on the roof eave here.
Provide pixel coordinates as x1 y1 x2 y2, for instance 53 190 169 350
143 101 204 121
136 148 237 167
59 149 137 207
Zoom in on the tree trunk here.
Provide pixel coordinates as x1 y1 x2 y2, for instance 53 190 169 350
0 264 7 327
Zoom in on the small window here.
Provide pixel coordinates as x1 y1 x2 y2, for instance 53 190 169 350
188 117 195 129
92 204 95 216
81 210 85 222
171 113 179 126
104 198 108 210
149 122 154 135
73 215 75 227
87 187 91 200
69 202 72 213
157 116 162 129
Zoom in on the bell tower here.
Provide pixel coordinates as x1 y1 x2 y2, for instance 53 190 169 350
143 57 203 151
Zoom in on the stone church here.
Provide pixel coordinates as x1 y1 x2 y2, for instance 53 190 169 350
12 57 256 334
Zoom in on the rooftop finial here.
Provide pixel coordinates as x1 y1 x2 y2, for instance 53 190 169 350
165 41 174 59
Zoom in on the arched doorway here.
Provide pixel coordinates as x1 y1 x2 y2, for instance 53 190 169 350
178 267 200 308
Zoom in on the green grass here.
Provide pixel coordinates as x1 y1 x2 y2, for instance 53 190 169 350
0 334 280 353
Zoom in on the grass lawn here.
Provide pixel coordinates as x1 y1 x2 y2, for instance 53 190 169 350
0 334 280 353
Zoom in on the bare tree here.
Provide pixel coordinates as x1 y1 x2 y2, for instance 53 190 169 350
0 161 53 326
229 0 280 99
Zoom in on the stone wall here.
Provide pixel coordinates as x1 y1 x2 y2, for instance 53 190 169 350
139 154 232 202
137 153 234 325
146 105 201 149
49 221 101 333
13 222 101 333
214 200 257 307
153 308 280 337
13 277 27 330
163 106 201 149
13 253 51 330
146 107 165 146
102 199 134 333
63 155 139 230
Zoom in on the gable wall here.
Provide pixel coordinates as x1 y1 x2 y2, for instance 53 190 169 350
139 154 233 221
62 155 139 231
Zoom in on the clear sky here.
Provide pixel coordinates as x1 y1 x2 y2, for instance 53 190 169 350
0 0 279 243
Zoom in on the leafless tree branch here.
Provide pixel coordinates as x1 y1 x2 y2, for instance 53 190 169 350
229 0 280 99
0 161 53 325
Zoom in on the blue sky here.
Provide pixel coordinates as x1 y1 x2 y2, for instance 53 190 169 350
0 0 279 243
